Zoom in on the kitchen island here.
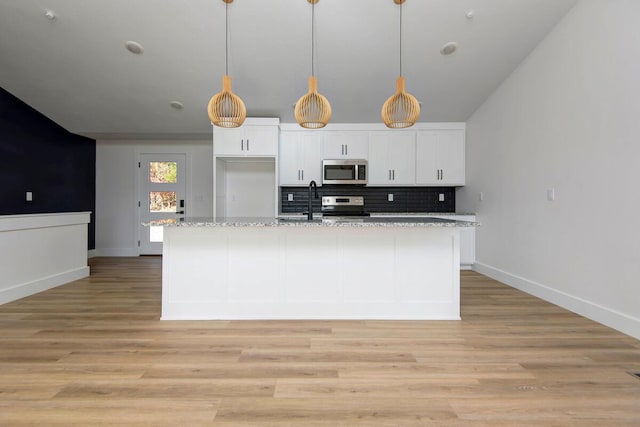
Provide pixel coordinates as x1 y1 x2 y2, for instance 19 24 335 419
155 217 476 320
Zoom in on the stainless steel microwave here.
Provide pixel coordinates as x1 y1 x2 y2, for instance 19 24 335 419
322 159 367 185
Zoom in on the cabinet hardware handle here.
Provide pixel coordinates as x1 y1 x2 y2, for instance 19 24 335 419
247 139 250 151
301 170 304 180
389 170 392 180
392 170 395 180
345 144 348 155
241 139 244 151
297 170 300 180
341 144 344 155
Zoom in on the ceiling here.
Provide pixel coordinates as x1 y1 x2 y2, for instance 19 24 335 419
0 0 577 139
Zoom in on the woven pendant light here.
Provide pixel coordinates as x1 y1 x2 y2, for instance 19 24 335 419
382 0 420 128
208 0 246 128
295 0 331 129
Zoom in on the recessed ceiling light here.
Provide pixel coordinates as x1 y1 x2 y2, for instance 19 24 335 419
440 42 458 56
465 10 475 20
170 101 184 110
125 41 144 55
44 10 56 20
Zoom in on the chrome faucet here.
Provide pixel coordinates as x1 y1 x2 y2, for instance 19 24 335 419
307 180 318 220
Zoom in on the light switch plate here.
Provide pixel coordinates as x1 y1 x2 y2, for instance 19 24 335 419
547 188 555 201
439 193 445 202
287 193 294 202
26 191 33 201
387 193 393 202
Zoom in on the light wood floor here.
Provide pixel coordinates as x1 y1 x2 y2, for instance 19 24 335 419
0 257 638 426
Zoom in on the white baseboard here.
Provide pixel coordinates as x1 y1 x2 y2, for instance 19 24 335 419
473 262 640 340
0 267 90 305
92 248 139 257
88 249 97 258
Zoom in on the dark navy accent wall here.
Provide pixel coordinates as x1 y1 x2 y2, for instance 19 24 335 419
281 185 456 214
0 87 96 249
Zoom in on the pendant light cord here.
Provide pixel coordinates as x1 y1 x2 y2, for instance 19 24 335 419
399 1 403 77
311 2 315 77
225 1 229 76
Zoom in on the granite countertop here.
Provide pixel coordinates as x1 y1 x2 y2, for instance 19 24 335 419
146 216 478 228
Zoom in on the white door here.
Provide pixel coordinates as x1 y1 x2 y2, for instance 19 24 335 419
139 154 186 255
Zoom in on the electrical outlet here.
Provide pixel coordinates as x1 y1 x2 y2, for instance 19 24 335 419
439 193 445 202
287 193 294 202
387 193 394 202
26 191 33 201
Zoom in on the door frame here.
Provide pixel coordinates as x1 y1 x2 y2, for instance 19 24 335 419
134 148 192 255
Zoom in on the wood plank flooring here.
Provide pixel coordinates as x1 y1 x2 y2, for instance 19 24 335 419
0 256 638 426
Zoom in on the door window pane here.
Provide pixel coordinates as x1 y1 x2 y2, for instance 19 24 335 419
149 162 177 183
150 191 177 212
149 226 164 242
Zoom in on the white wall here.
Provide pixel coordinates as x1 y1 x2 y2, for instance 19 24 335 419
95 140 213 256
458 0 640 339
216 159 276 218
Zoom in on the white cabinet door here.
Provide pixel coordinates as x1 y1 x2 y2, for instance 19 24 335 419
416 130 465 186
368 132 415 186
214 127 245 156
214 125 278 156
279 132 322 186
244 126 278 156
322 131 369 159
436 131 465 185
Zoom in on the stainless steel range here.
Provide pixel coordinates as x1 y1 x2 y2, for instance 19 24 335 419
321 196 370 217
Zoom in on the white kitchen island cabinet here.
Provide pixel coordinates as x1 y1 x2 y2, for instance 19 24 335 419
156 217 475 320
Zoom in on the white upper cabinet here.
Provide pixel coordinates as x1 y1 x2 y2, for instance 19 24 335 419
279 131 323 186
368 132 416 186
322 131 369 159
416 130 465 186
213 119 279 157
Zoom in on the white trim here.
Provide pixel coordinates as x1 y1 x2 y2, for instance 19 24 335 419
0 211 91 232
473 262 640 340
92 248 139 257
0 267 90 305
88 249 98 258
278 122 466 132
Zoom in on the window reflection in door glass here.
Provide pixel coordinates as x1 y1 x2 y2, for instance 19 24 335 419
149 192 177 212
149 162 177 183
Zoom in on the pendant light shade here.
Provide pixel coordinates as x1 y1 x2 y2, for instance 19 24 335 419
208 75 246 128
295 76 332 129
295 0 331 129
382 76 420 129
382 0 420 128
208 0 246 128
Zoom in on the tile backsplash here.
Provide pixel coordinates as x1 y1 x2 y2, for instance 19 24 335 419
280 185 456 214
